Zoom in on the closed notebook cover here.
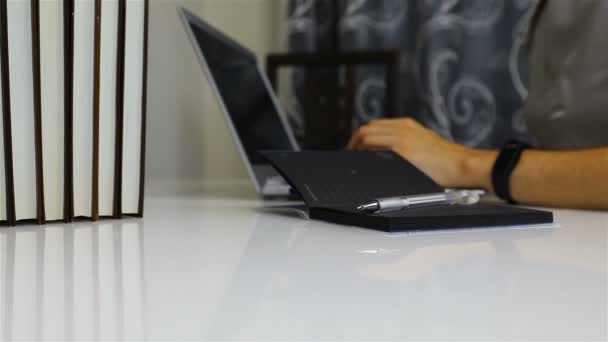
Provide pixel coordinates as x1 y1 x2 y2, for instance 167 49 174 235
262 151 554 232
263 151 442 207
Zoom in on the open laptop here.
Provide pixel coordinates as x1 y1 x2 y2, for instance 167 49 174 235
179 8 300 197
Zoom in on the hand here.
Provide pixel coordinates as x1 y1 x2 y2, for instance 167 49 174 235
347 118 495 189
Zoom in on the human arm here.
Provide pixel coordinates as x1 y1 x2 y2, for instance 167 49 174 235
347 118 608 210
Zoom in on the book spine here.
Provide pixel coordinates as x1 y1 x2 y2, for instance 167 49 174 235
31 0 46 225
63 0 74 222
0 0 16 227
92 0 102 221
113 0 125 219
137 0 148 217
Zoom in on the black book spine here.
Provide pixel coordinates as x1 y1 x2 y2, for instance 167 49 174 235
113 0 126 219
92 0 102 221
63 0 75 222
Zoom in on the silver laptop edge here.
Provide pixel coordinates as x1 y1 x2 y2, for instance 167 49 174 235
178 7 300 196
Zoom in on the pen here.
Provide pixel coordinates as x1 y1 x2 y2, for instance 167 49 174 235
356 190 484 213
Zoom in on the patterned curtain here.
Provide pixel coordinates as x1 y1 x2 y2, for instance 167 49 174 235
286 0 538 148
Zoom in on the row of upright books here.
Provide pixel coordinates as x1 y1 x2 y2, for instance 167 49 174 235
0 0 148 226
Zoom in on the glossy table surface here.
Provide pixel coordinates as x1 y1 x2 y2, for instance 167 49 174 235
1 195 606 341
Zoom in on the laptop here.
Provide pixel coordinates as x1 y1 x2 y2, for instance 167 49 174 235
178 8 300 197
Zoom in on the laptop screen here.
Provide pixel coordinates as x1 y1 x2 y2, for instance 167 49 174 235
187 17 295 165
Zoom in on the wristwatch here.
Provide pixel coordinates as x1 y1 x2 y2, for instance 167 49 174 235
491 140 531 205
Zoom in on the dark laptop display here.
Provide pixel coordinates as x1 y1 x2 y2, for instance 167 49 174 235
188 19 293 164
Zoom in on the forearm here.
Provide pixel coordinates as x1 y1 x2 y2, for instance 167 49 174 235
461 148 608 210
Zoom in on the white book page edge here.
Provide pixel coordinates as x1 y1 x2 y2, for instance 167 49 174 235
7 0 37 221
73 0 95 217
99 0 118 216
121 0 144 214
40 1 65 221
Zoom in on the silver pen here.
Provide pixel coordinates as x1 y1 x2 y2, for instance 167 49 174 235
356 190 484 213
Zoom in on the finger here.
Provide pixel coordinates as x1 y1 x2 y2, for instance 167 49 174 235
346 130 362 150
366 118 403 127
347 125 394 150
370 118 419 128
352 134 397 151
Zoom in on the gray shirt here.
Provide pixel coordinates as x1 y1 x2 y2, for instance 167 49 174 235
525 0 608 150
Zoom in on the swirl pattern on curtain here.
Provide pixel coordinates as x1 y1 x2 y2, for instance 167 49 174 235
287 0 537 148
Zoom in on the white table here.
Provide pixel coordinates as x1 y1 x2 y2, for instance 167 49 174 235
1 195 606 341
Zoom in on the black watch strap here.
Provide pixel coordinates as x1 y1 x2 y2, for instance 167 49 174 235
492 140 531 205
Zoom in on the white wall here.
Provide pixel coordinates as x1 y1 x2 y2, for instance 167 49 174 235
146 0 285 195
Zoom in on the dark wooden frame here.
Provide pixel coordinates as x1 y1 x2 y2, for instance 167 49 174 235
266 50 401 148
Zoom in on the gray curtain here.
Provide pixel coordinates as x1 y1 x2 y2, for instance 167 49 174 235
286 0 537 148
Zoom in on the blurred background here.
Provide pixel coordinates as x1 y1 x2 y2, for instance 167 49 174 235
147 0 537 195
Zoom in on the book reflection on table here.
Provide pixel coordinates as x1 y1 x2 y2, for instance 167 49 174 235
0 221 145 341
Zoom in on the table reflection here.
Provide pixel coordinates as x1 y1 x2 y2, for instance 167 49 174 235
0 220 145 341
207 211 605 341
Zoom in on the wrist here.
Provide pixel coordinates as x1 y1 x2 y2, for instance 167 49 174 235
457 148 499 191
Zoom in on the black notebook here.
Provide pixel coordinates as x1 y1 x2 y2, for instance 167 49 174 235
262 151 554 232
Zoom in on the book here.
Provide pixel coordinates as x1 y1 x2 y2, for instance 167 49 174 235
91 0 101 220
72 0 96 219
112 0 125 218
31 0 46 225
0 26 6 225
0 0 147 227
121 0 147 217
63 0 75 222
0 1 15 227
262 151 554 232
98 0 119 218
39 0 66 222
6 0 38 223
